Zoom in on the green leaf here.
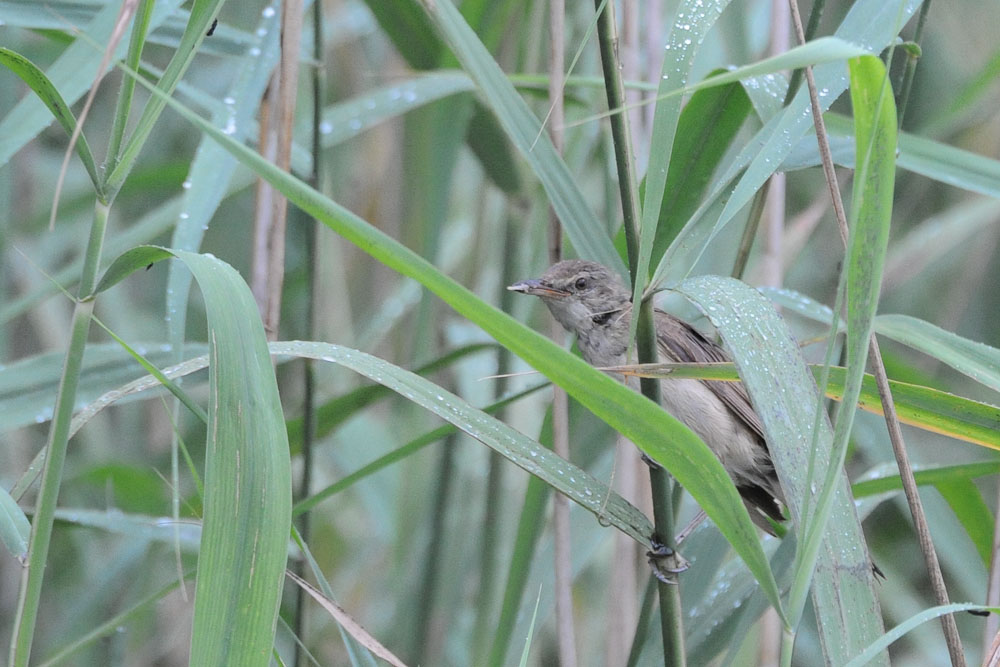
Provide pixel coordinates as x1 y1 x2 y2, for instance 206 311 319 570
823 367 1000 451
285 343 498 455
0 0 184 167
164 0 280 368
0 486 30 559
784 52 898 664
635 0 732 305
853 461 1000 498
802 113 1000 200
94 247 291 666
293 382 547 517
649 76 752 273
90 247 175 294
875 314 1000 393
105 0 226 192
0 48 103 197
318 72 475 150
270 342 653 544
0 342 206 436
362 0 443 70
653 0 920 288
933 478 992 565
614 360 1000 451
675 275 884 662
840 51 897 422
466 101 522 194
844 603 994 667
414 0 625 276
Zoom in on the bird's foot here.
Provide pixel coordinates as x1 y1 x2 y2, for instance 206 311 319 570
647 538 690 584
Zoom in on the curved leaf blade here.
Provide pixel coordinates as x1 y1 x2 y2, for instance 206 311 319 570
0 48 102 197
675 275 884 665
844 603 994 667
276 341 652 542
875 314 1000 393
94 247 291 666
0 0 184 166
0 488 30 560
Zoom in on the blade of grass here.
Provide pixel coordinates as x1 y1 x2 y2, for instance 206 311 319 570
0 0 184 167
103 0 225 194
782 52 898 665
651 0 920 290
675 275 883 664
844 604 994 667
0 488 30 560
93 247 291 666
414 0 625 276
614 361 1000 450
875 314 1000 393
798 113 1000 199
0 48 103 196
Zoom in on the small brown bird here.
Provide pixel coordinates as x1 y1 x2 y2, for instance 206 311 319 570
509 259 785 533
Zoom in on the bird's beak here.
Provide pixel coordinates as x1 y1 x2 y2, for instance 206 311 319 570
507 279 568 298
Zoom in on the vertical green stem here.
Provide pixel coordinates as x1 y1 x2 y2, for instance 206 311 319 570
293 2 325 664
105 0 155 176
594 1 685 664
411 436 457 665
782 0 826 106
594 0 640 271
895 0 932 129
9 199 110 667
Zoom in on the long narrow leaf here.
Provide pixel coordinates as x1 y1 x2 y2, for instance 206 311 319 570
635 0 732 306
94 247 291 666
0 48 102 196
875 314 1000 393
0 0 184 166
653 0 919 289
844 603 993 667
414 0 625 276
675 275 883 663
612 361 1000 450
105 0 226 192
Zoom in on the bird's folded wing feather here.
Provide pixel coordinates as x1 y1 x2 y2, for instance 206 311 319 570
654 310 767 442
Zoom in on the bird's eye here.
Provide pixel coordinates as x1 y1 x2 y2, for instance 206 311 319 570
574 277 588 290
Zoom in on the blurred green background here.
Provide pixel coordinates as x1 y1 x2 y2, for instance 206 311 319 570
1 0 998 664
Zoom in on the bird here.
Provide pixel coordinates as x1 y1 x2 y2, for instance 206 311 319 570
508 259 785 534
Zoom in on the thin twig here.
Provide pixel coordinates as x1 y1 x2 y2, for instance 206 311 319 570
787 1 966 664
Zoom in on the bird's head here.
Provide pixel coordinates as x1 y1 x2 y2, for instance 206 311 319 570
508 260 631 335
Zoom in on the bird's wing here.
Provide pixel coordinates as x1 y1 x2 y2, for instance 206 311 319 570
653 310 767 441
